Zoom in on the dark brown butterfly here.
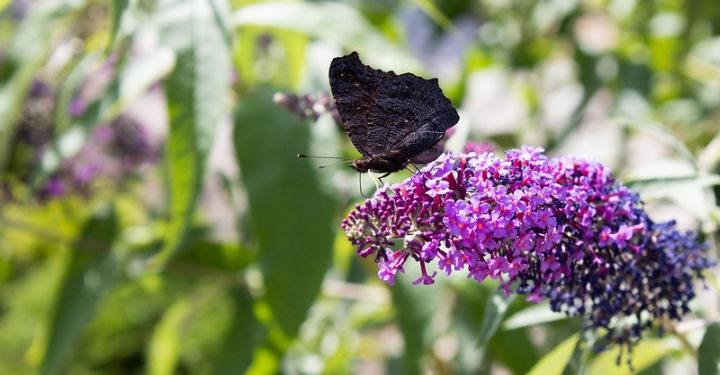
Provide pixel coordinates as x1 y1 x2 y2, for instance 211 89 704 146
329 52 459 176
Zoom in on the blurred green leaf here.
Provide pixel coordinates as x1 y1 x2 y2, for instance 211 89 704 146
503 302 567 330
476 289 515 347
562 332 591 375
528 333 578 375
232 1 419 71
587 336 678 375
109 0 130 49
620 118 698 170
147 296 191 375
233 88 335 337
411 0 454 31
212 287 258 375
392 277 443 374
699 322 720 375
40 205 119 375
151 0 232 269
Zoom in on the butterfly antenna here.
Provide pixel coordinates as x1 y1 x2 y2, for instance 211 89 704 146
297 154 353 169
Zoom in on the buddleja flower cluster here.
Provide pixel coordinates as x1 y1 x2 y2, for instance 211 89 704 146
342 146 714 354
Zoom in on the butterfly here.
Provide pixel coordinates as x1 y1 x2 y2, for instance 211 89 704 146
329 52 459 176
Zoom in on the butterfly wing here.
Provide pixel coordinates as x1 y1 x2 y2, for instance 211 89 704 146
369 73 458 158
329 52 458 164
329 52 387 159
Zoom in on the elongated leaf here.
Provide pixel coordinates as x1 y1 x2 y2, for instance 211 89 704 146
476 290 515 347
453 281 538 373
213 288 258 375
150 0 231 269
562 332 591 375
109 0 130 48
233 89 335 336
147 298 192 375
392 275 443 374
699 322 720 375
528 333 579 375
587 336 678 374
40 205 119 375
502 302 567 330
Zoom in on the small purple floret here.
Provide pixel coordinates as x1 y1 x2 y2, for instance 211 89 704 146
341 146 714 355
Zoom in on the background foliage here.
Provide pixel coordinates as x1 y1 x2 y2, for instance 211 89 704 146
1 0 719 374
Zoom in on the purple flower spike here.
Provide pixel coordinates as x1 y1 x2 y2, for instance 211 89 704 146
341 146 714 357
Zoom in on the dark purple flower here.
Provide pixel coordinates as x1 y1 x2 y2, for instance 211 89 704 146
342 146 714 360
273 91 338 123
41 175 65 197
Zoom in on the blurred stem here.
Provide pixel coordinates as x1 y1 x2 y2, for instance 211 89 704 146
669 320 699 360
0 69 36 182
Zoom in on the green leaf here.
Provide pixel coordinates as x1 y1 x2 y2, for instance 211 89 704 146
503 302 567 330
212 288 258 375
109 0 130 49
476 289 515 347
147 297 192 375
39 205 119 375
411 0 454 30
562 332 592 375
150 0 232 270
699 322 720 375
528 333 579 375
231 1 419 71
392 276 443 374
587 336 678 375
233 88 335 336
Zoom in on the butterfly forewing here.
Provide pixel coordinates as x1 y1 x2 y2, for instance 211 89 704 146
329 52 459 173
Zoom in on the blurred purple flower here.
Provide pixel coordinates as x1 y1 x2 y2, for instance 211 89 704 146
69 98 88 117
40 175 65 198
274 91 339 124
463 141 496 154
72 162 101 185
37 114 158 200
342 146 714 357
69 54 118 118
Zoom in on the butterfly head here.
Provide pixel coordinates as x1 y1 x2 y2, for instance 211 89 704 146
349 155 406 174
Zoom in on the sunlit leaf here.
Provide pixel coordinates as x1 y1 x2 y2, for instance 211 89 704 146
147 297 191 375
587 336 679 375
150 0 232 269
527 333 578 375
232 1 418 71
503 303 567 330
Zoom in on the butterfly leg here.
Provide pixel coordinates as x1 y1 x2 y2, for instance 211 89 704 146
366 171 387 191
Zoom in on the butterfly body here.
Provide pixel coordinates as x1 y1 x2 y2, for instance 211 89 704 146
329 52 459 174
